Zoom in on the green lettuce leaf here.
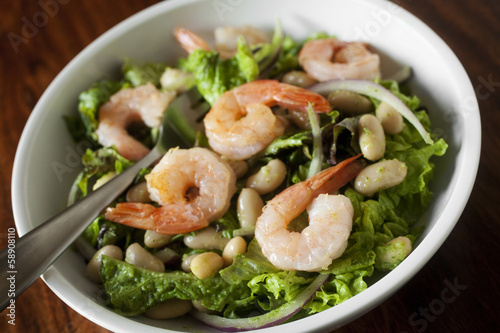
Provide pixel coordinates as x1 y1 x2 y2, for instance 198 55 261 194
212 208 240 239
100 256 251 316
76 79 126 142
82 216 136 250
122 57 168 87
180 37 259 105
304 267 373 315
220 239 279 284
67 147 132 204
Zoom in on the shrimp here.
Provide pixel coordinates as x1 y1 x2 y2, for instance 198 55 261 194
174 27 212 55
254 154 365 271
298 38 380 82
203 80 331 160
214 25 269 58
174 26 269 59
96 83 175 161
104 147 237 234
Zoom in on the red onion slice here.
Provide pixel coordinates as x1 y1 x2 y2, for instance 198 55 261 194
191 273 329 332
310 79 433 145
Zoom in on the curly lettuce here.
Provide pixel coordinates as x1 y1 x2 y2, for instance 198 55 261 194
100 256 252 316
180 37 259 105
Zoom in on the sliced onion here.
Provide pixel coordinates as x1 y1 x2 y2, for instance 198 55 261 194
307 103 323 178
191 273 329 332
310 79 433 145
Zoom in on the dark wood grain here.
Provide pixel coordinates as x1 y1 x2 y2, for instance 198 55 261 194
1 1 499 332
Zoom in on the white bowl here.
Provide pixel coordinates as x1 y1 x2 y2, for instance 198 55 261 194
12 0 481 332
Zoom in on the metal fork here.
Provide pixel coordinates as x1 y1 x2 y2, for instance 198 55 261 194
0 35 284 311
0 88 210 312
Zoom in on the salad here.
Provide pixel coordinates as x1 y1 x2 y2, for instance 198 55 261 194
66 23 448 331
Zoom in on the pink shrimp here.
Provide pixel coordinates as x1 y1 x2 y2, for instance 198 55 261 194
174 25 269 59
173 27 212 54
96 83 175 161
255 154 365 271
203 80 331 160
298 38 381 82
104 147 237 235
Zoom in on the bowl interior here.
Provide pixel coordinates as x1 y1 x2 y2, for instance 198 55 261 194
12 0 480 332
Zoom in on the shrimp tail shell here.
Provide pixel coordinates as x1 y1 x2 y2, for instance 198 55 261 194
105 202 208 235
274 84 331 113
310 153 366 197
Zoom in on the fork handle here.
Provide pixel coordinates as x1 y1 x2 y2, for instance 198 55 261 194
0 148 161 312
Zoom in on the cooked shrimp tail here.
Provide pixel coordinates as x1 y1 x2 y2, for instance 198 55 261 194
270 81 332 113
174 27 212 54
104 202 208 235
309 154 365 196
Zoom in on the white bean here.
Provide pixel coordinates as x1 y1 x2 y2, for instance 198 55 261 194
86 245 123 283
354 159 407 196
183 227 229 251
246 159 287 195
181 253 201 273
237 188 264 229
328 90 372 115
125 243 165 272
222 236 247 266
144 230 173 248
281 70 317 88
376 102 404 135
375 236 413 271
358 114 386 161
387 236 412 257
126 181 151 203
144 299 193 319
190 252 224 279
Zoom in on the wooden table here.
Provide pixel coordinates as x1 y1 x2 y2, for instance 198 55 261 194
1 1 498 332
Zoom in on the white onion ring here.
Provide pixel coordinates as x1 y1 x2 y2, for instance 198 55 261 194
309 79 433 145
191 273 329 332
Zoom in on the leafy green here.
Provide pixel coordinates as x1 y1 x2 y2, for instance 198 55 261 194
100 256 252 316
326 250 376 275
329 116 360 163
220 239 279 284
76 79 126 142
212 208 240 239
248 271 316 313
122 57 168 87
180 37 259 105
373 79 421 111
304 267 373 316
261 130 312 156
67 147 132 204
82 216 135 249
